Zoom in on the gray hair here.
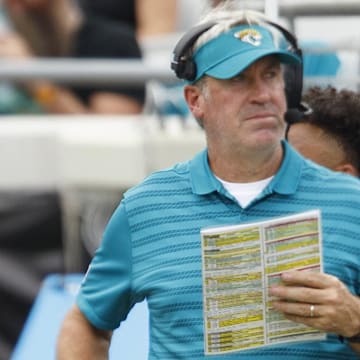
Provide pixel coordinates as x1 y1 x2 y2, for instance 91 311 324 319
193 5 279 52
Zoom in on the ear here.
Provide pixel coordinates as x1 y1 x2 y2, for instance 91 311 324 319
184 85 204 120
334 163 359 177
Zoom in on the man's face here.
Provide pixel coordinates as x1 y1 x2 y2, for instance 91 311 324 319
187 56 287 156
287 122 345 170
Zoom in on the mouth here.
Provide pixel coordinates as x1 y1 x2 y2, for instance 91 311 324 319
243 112 282 134
245 112 277 121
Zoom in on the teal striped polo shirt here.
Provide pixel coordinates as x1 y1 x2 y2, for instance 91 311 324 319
78 141 360 359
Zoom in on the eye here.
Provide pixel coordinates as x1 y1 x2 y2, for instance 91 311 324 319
230 73 246 83
264 67 280 79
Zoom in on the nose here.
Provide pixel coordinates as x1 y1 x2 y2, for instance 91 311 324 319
249 76 272 104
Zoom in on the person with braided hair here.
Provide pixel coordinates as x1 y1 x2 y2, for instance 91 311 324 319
286 86 360 177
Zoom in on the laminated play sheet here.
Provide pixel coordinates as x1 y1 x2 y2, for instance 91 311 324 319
201 209 325 355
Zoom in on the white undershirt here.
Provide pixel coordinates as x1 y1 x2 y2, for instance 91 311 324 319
217 176 274 208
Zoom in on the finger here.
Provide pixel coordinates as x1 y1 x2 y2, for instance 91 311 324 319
281 270 339 289
283 312 341 335
272 301 322 318
283 313 327 332
269 283 325 304
273 302 332 331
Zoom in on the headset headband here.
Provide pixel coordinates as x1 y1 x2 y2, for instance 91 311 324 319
171 19 304 110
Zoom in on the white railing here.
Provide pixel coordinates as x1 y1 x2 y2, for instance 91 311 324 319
0 56 359 85
0 59 177 86
238 0 360 16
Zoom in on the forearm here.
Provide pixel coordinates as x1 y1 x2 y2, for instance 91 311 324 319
343 296 360 355
26 82 89 114
56 304 112 360
349 342 360 355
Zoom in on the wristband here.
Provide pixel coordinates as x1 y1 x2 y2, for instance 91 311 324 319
32 84 57 106
339 334 360 343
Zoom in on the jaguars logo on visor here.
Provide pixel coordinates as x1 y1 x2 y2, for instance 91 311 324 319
234 28 262 47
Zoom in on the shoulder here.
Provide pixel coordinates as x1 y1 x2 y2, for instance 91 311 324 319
124 161 192 199
303 159 359 185
284 142 359 192
300 159 360 202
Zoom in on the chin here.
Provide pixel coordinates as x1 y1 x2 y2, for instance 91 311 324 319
253 131 281 146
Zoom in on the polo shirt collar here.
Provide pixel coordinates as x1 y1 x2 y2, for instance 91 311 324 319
189 140 304 196
269 140 303 195
189 149 219 195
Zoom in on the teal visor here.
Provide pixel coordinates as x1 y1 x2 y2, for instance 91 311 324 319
192 23 301 82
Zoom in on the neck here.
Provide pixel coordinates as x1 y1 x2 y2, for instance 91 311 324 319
208 143 283 183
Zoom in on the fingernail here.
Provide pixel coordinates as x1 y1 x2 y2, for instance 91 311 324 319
269 286 279 295
281 272 291 280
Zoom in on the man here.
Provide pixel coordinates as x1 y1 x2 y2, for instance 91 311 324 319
57 5 360 359
286 86 360 177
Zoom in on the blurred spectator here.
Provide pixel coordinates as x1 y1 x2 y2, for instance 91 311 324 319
0 5 42 114
79 0 193 120
79 0 177 41
0 0 146 114
286 86 360 177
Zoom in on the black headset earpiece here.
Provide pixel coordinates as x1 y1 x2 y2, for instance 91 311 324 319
265 21 304 110
171 21 217 81
171 19 304 110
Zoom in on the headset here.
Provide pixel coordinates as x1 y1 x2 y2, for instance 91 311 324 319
171 19 304 110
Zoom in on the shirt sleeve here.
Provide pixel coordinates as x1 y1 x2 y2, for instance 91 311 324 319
76 200 133 330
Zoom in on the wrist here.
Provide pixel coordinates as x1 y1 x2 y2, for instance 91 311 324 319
31 83 57 106
339 332 360 343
